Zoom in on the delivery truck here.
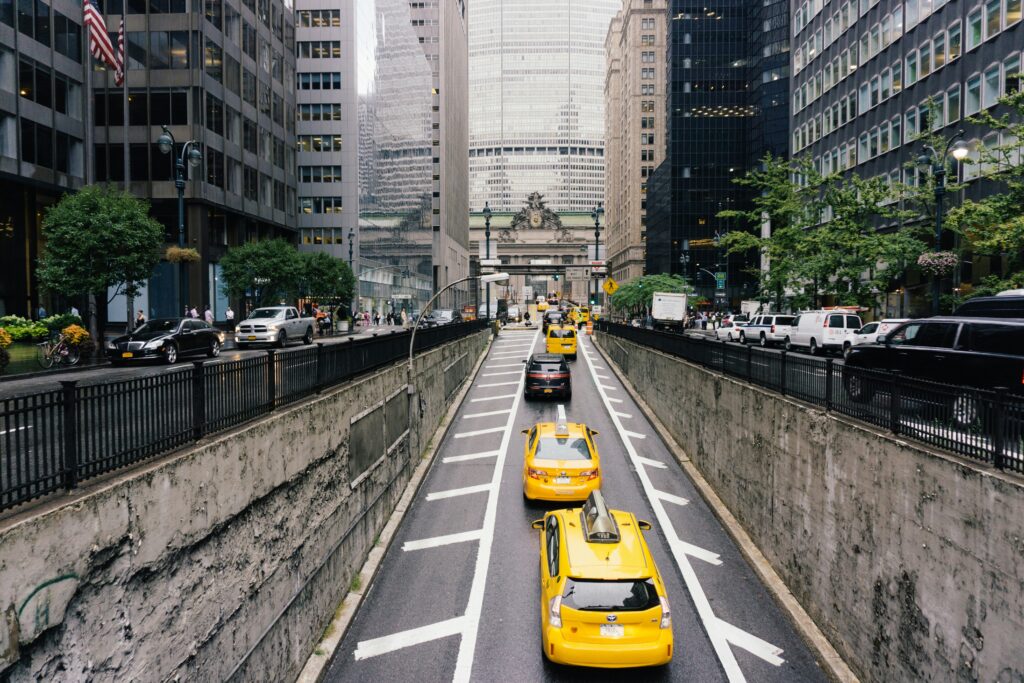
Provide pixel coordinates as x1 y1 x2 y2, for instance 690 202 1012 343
651 292 687 331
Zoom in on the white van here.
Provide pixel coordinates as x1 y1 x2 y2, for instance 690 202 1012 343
785 310 863 355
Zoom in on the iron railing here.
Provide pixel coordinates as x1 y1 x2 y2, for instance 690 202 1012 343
0 321 487 512
597 321 1023 473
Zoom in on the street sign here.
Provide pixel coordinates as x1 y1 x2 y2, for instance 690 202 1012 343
480 259 502 267
715 291 727 300
589 260 606 267
565 266 592 282
592 267 607 275
715 272 727 290
523 285 533 302
393 294 412 300
603 278 619 296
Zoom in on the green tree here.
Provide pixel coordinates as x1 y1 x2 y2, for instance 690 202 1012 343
219 238 303 306
300 251 356 305
609 274 692 317
36 185 164 340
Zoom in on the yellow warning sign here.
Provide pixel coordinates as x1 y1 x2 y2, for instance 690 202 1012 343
603 278 619 296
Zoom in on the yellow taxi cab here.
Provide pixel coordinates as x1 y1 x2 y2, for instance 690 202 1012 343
546 324 578 360
577 307 591 324
537 300 550 312
522 406 601 502
531 491 673 668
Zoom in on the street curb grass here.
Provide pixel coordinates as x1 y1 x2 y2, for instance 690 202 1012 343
590 335 859 683
296 331 497 683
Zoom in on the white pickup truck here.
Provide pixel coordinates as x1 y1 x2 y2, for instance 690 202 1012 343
235 306 315 348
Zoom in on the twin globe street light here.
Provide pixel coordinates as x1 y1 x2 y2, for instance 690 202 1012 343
156 126 202 316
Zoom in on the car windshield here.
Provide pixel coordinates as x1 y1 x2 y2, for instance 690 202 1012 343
535 436 591 460
562 579 660 612
249 309 283 319
529 362 565 373
775 316 795 325
134 319 180 334
550 329 575 339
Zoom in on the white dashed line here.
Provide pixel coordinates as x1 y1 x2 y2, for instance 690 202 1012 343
354 617 467 661
607 397 623 404
443 450 501 464
668 535 723 566
426 483 494 501
635 455 666 468
470 393 517 403
482 371 522 377
463 409 512 419
614 411 633 419
601 385 618 391
402 529 483 552
623 430 646 439
454 426 507 439
486 363 525 369
717 619 786 666
655 490 690 507
477 381 519 388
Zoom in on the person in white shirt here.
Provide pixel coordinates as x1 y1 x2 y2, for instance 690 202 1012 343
204 306 214 324
226 306 235 332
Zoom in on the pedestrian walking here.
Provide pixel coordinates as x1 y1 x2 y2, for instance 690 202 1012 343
136 309 146 327
70 305 80 318
190 306 199 319
37 304 46 320
225 306 235 331
204 305 214 325
400 309 408 327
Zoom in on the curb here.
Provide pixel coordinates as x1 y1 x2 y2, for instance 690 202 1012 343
296 332 495 683
591 334 859 683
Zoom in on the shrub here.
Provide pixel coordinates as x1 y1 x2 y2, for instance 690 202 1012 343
6 323 48 342
166 246 201 263
62 324 90 345
0 327 11 349
42 313 83 332
0 347 8 372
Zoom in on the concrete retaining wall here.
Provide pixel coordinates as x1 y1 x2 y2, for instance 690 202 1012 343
0 330 489 682
597 333 1024 682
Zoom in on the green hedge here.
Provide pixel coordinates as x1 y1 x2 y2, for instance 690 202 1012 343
0 314 83 342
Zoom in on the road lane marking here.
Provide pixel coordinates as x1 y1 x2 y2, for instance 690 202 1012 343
668 536 723 566
601 385 618 391
486 363 525 368
463 409 511 419
624 430 646 439
454 326 540 683
354 616 467 661
470 394 516 403
402 529 483 552
579 336 784 681
717 619 786 666
635 455 666 468
655 490 690 507
443 450 501 464
607 397 623 404
454 426 506 438
477 381 519 388
426 483 494 501
482 371 522 377
614 411 633 419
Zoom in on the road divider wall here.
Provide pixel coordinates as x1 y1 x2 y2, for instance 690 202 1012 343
596 332 1024 683
0 329 489 682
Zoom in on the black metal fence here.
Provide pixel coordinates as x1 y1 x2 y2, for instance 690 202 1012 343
597 321 1023 473
0 321 487 512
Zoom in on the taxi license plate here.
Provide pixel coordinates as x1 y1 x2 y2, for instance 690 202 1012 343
554 476 571 484
600 624 624 638
121 352 133 358
247 335 257 340
543 389 553 394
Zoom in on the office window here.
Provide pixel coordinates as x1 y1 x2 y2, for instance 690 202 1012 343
906 108 919 138
33 0 48 46
948 22 961 61
946 84 960 122
881 68 892 99
242 117 257 153
985 0 1001 37
242 68 256 106
1005 55 1021 93
906 52 918 85
858 132 869 160
933 33 945 69
243 166 258 200
206 148 223 188
965 73 982 114
967 8 983 49
906 0 919 26
206 93 223 135
1008 0 1022 24
54 12 81 62
205 38 222 82
983 64 1000 107
242 21 256 59
891 116 901 146
892 61 903 93
150 31 191 69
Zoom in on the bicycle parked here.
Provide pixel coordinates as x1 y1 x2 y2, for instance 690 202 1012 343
36 332 80 369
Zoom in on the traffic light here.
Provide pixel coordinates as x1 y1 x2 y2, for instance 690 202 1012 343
590 297 597 306
553 274 559 281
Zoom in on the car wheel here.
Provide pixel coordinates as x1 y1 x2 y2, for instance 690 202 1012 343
809 338 819 355
759 334 767 347
739 332 746 344
844 371 874 402
164 343 178 364
784 336 792 352
276 331 287 348
303 327 314 345
951 395 979 427
208 339 221 358
523 392 532 402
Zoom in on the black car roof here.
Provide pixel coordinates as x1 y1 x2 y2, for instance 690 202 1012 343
530 353 565 363
919 316 1024 325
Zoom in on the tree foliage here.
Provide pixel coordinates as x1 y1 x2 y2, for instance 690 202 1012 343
219 238 304 306
609 274 692 315
36 185 164 300
300 251 355 304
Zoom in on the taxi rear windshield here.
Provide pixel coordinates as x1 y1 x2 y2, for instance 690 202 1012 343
535 436 590 460
549 329 576 338
562 579 659 611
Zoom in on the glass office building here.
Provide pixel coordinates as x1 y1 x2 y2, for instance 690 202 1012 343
468 0 620 214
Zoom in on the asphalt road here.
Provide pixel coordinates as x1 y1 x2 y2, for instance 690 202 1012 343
323 329 829 682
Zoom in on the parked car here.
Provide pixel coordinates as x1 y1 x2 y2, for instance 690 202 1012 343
738 314 796 346
422 309 463 327
523 353 571 400
785 310 863 355
542 310 564 333
715 319 747 342
108 318 224 364
236 306 315 348
843 317 1024 425
952 294 1024 318
845 318 910 356
507 305 521 322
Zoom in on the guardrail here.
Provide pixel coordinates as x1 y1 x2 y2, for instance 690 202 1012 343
596 321 1023 473
0 321 487 513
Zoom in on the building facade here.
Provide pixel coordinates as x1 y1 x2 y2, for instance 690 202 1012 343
790 0 1022 313
645 0 790 306
604 0 668 285
468 0 620 214
0 0 300 322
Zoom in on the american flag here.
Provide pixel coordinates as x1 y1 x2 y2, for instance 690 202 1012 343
82 0 119 73
114 18 125 85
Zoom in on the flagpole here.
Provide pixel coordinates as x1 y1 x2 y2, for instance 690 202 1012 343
83 20 100 343
121 17 133 330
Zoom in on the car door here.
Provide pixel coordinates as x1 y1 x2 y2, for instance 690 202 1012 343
178 320 199 353
886 321 959 381
542 516 561 619
854 322 878 346
954 322 1024 390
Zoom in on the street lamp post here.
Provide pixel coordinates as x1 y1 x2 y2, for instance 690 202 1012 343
156 126 202 316
348 228 355 319
917 129 969 315
483 202 492 320
591 202 604 307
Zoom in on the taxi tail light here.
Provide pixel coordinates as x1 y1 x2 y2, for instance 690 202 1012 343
659 596 671 629
580 469 599 480
527 468 546 479
549 595 563 628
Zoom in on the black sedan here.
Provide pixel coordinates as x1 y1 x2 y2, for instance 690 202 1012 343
107 318 224 365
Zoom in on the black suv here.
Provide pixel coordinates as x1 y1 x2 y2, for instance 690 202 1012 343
953 295 1024 318
523 353 571 400
542 311 563 334
843 317 1024 409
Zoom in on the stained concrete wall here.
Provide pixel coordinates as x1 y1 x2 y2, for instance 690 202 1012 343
597 334 1024 683
0 330 489 682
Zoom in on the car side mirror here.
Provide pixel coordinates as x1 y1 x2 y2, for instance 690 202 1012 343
637 520 652 531
521 429 530 435
531 519 545 530
589 430 599 436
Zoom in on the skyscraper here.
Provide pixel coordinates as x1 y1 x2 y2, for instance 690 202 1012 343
468 0 620 214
